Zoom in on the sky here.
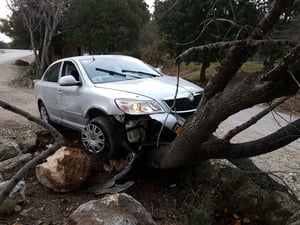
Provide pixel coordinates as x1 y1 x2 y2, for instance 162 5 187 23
145 0 155 13
0 0 155 43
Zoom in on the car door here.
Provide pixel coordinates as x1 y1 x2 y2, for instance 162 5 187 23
57 61 85 129
39 61 63 122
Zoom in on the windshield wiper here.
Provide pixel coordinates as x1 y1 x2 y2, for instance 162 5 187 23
96 67 126 77
122 69 159 77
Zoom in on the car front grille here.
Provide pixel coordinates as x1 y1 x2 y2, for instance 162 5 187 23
163 93 202 118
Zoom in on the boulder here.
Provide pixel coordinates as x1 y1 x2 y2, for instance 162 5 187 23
14 59 29 66
261 191 300 225
36 146 92 192
0 139 21 161
65 193 156 225
15 130 37 152
0 153 32 179
229 181 267 213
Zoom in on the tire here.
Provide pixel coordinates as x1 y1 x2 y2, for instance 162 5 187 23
39 102 51 124
81 116 119 159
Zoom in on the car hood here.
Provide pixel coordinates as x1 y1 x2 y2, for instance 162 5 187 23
94 75 202 100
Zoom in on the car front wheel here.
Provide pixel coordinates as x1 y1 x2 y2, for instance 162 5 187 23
81 116 118 159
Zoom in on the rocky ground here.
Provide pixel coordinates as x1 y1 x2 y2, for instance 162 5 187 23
0 54 299 225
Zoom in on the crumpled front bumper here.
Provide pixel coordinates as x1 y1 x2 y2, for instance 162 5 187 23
149 113 185 133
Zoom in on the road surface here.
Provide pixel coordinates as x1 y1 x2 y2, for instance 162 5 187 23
0 49 33 65
0 49 38 136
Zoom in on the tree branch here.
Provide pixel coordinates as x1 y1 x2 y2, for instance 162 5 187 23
175 39 299 64
197 0 296 106
223 96 291 141
0 100 65 206
262 43 300 81
201 119 300 159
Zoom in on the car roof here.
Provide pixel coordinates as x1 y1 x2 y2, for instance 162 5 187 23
56 55 138 62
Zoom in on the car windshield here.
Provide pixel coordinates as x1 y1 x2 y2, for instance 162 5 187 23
80 56 161 84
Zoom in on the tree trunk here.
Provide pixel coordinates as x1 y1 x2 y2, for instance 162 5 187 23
199 55 209 82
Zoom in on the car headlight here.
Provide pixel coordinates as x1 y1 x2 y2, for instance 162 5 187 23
115 98 163 115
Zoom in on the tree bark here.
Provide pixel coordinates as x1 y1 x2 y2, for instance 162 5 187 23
199 55 209 82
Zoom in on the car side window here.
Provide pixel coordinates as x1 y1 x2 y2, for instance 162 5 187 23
43 62 62 82
62 61 80 81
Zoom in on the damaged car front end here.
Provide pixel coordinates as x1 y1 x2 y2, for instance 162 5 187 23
113 90 203 151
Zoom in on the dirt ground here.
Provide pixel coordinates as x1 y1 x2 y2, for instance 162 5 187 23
0 56 299 225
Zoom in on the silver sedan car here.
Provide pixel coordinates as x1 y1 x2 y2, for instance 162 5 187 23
35 55 203 159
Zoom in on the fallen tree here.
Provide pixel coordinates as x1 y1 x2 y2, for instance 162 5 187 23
147 0 300 168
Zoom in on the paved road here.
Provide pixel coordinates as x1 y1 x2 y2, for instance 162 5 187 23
218 106 299 150
0 49 33 65
0 49 38 136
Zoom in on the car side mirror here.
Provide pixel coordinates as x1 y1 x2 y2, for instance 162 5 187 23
59 75 82 86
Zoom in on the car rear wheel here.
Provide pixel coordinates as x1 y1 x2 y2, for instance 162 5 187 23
39 102 51 124
81 116 118 159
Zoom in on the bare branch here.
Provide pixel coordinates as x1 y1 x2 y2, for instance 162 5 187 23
0 100 61 140
201 119 300 159
175 39 299 64
197 0 296 106
223 96 291 141
0 100 65 206
262 43 300 81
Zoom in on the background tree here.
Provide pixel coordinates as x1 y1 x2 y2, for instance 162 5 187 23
139 21 165 67
0 11 31 49
153 0 259 82
63 0 150 55
8 0 69 77
259 0 300 69
0 40 9 48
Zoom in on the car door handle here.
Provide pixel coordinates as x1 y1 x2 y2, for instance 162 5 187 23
58 90 63 95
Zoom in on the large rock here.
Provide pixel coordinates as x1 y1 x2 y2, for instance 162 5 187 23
261 191 300 225
14 59 29 66
0 153 32 179
0 139 21 161
229 181 267 213
36 146 92 192
15 130 37 152
65 193 156 225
